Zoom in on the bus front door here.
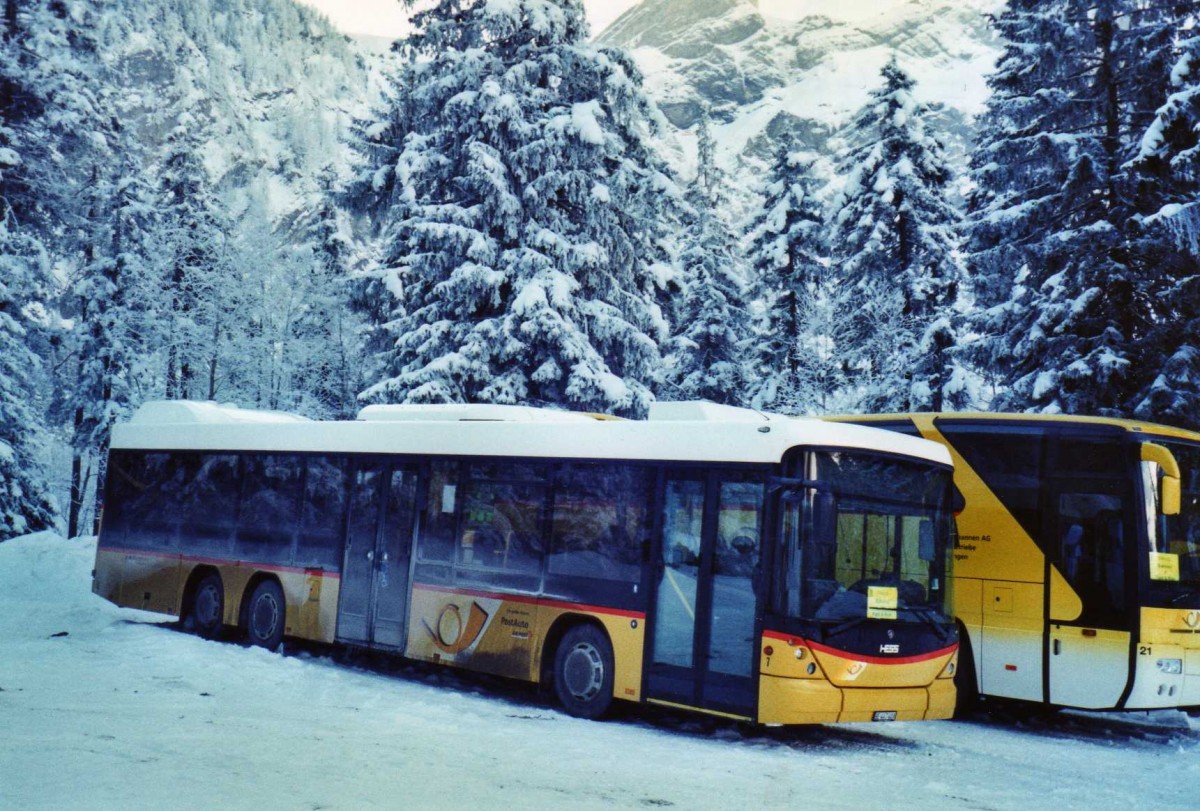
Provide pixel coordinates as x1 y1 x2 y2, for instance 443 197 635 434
1046 478 1132 708
337 462 418 649
646 473 763 719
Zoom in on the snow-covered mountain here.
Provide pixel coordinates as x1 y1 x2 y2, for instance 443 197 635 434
96 0 371 228
599 0 1002 184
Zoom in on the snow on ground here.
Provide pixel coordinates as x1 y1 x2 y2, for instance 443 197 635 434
2 533 1198 810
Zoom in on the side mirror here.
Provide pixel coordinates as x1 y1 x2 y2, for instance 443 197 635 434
950 483 966 515
812 491 837 546
1162 476 1182 517
1142 443 1182 516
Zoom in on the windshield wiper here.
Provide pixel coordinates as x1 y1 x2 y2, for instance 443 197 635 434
824 615 871 638
820 607 953 643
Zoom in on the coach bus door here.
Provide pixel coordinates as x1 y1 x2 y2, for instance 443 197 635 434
646 473 763 719
1045 443 1133 709
337 462 419 650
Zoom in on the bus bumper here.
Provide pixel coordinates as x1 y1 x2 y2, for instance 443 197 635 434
758 675 955 724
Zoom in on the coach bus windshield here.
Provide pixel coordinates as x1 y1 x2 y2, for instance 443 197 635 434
1145 442 1200 607
775 452 955 624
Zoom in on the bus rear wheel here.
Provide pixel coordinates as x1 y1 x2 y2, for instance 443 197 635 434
245 579 285 651
554 624 614 720
190 572 225 640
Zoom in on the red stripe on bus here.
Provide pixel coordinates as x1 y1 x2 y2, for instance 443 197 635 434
411 583 645 620
762 629 957 666
98 547 341 579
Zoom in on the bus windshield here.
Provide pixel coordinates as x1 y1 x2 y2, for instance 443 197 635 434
1146 442 1200 605
775 452 955 624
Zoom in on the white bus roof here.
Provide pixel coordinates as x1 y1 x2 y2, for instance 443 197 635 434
111 400 953 468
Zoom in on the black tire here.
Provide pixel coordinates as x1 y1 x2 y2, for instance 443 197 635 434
245 579 286 651
190 572 225 640
553 624 615 720
953 625 979 717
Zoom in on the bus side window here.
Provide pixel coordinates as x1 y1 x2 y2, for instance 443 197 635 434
1055 492 1127 618
548 463 649 583
296 456 349 569
1051 435 1129 624
106 451 167 550
456 463 546 577
179 454 241 555
416 460 459 567
236 454 302 565
936 424 1045 545
125 452 183 550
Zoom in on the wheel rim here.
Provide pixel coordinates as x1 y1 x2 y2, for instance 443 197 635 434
562 641 605 702
195 583 221 629
251 590 281 642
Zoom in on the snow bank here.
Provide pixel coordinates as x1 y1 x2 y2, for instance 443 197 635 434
0 532 143 641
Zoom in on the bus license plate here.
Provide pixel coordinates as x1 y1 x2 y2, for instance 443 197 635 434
872 711 897 722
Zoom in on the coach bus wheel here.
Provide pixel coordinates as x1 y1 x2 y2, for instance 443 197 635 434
190 572 225 640
245 579 285 651
953 624 979 717
554 624 615 720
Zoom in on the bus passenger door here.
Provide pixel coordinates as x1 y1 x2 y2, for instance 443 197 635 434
1046 479 1133 709
646 473 763 719
337 462 418 649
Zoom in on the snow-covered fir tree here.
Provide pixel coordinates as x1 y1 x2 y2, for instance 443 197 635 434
0 0 61 538
830 57 967 413
153 114 232 402
59 149 158 536
744 143 836 413
966 0 1164 416
665 151 750 405
295 169 362 419
1130 13 1200 425
348 0 685 418
667 236 749 406
35 2 161 537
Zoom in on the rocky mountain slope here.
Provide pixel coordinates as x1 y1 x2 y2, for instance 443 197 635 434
99 0 371 228
599 0 1001 193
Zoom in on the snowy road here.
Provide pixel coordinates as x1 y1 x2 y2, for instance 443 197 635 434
2 533 1198 810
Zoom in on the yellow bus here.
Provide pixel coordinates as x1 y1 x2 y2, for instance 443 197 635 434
93 400 961 724
833 413 1200 717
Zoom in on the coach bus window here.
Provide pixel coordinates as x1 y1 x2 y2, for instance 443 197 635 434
236 454 301 566
936 424 1044 544
1048 435 1131 625
296 456 349 569
1152 443 1200 606
548 463 649 583
1055 492 1126 618
456 463 547 581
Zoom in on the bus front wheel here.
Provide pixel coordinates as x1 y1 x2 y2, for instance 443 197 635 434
554 624 615 720
190 572 225 640
954 624 979 717
245 579 285 651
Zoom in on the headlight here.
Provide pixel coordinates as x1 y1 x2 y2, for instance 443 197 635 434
1156 658 1183 675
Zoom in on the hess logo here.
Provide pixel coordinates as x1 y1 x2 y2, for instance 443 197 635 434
425 602 490 654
